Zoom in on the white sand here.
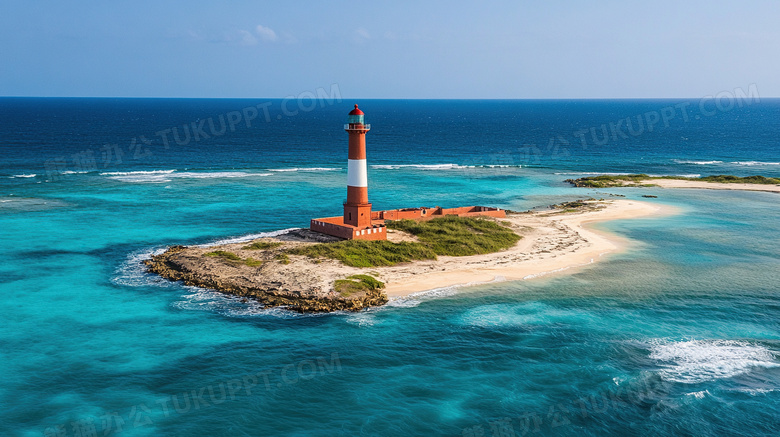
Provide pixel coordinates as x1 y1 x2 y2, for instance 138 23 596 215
644 179 780 193
380 199 673 297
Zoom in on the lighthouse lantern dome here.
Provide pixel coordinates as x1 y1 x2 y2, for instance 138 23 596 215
348 104 365 125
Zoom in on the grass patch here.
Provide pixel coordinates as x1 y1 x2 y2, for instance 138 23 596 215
243 241 282 250
386 216 521 257
244 257 263 267
333 274 385 296
565 174 650 188
276 253 290 264
290 240 436 268
292 216 521 267
204 250 241 261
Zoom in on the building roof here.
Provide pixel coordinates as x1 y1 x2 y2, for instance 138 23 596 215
348 104 364 116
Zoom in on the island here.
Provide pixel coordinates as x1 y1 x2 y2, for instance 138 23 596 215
143 106 676 313
565 174 780 193
145 198 665 313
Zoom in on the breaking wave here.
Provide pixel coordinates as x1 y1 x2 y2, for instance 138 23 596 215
102 170 271 183
647 339 779 384
673 160 725 165
268 167 341 172
196 228 300 247
673 159 780 166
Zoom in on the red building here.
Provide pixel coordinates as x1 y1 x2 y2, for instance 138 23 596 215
310 105 506 241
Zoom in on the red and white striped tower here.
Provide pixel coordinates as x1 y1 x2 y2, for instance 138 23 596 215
343 104 372 228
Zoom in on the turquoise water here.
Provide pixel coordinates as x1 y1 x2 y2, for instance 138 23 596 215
1 99 780 436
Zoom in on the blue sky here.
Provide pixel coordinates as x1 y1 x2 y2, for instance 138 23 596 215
1 1 778 98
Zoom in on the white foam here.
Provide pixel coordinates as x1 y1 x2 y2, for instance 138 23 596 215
673 160 725 165
647 339 779 384
103 170 271 183
61 170 93 175
171 171 266 179
685 390 710 399
268 167 341 172
101 170 176 176
371 163 472 170
386 286 461 308
386 276 508 308
732 161 780 166
196 228 300 247
345 312 378 327
112 246 170 288
459 301 589 328
11 174 37 178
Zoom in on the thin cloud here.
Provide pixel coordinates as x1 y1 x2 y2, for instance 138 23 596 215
256 25 278 42
238 30 258 46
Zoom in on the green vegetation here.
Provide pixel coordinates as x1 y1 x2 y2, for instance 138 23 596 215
204 250 262 267
276 253 290 264
566 174 780 188
333 274 385 296
387 216 521 257
243 240 282 250
565 174 652 188
204 250 241 261
290 216 521 268
244 257 263 267
290 240 436 268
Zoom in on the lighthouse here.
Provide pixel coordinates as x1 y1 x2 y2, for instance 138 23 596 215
344 104 372 227
310 104 386 240
310 105 507 240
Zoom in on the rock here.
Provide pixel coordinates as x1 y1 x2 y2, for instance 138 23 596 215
143 239 388 314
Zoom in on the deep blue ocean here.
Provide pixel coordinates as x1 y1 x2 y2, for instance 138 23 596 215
1 98 779 436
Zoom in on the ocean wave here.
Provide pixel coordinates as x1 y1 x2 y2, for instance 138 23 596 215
173 171 269 179
371 163 471 170
101 170 176 176
732 161 780 166
460 301 591 328
112 246 171 288
386 286 462 308
647 339 779 384
102 170 271 183
61 170 94 175
172 287 323 319
673 160 725 165
672 159 780 166
196 228 299 247
11 174 37 178
685 390 710 400
268 167 342 172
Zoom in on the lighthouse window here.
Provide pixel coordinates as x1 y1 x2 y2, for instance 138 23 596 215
349 213 352 221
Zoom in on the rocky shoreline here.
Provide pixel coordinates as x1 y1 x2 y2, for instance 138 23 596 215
143 230 389 313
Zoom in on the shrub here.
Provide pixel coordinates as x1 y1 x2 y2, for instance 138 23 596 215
204 250 241 261
243 241 282 250
291 216 521 267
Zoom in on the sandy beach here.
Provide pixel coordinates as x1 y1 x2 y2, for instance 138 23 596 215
380 199 672 297
642 179 780 193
